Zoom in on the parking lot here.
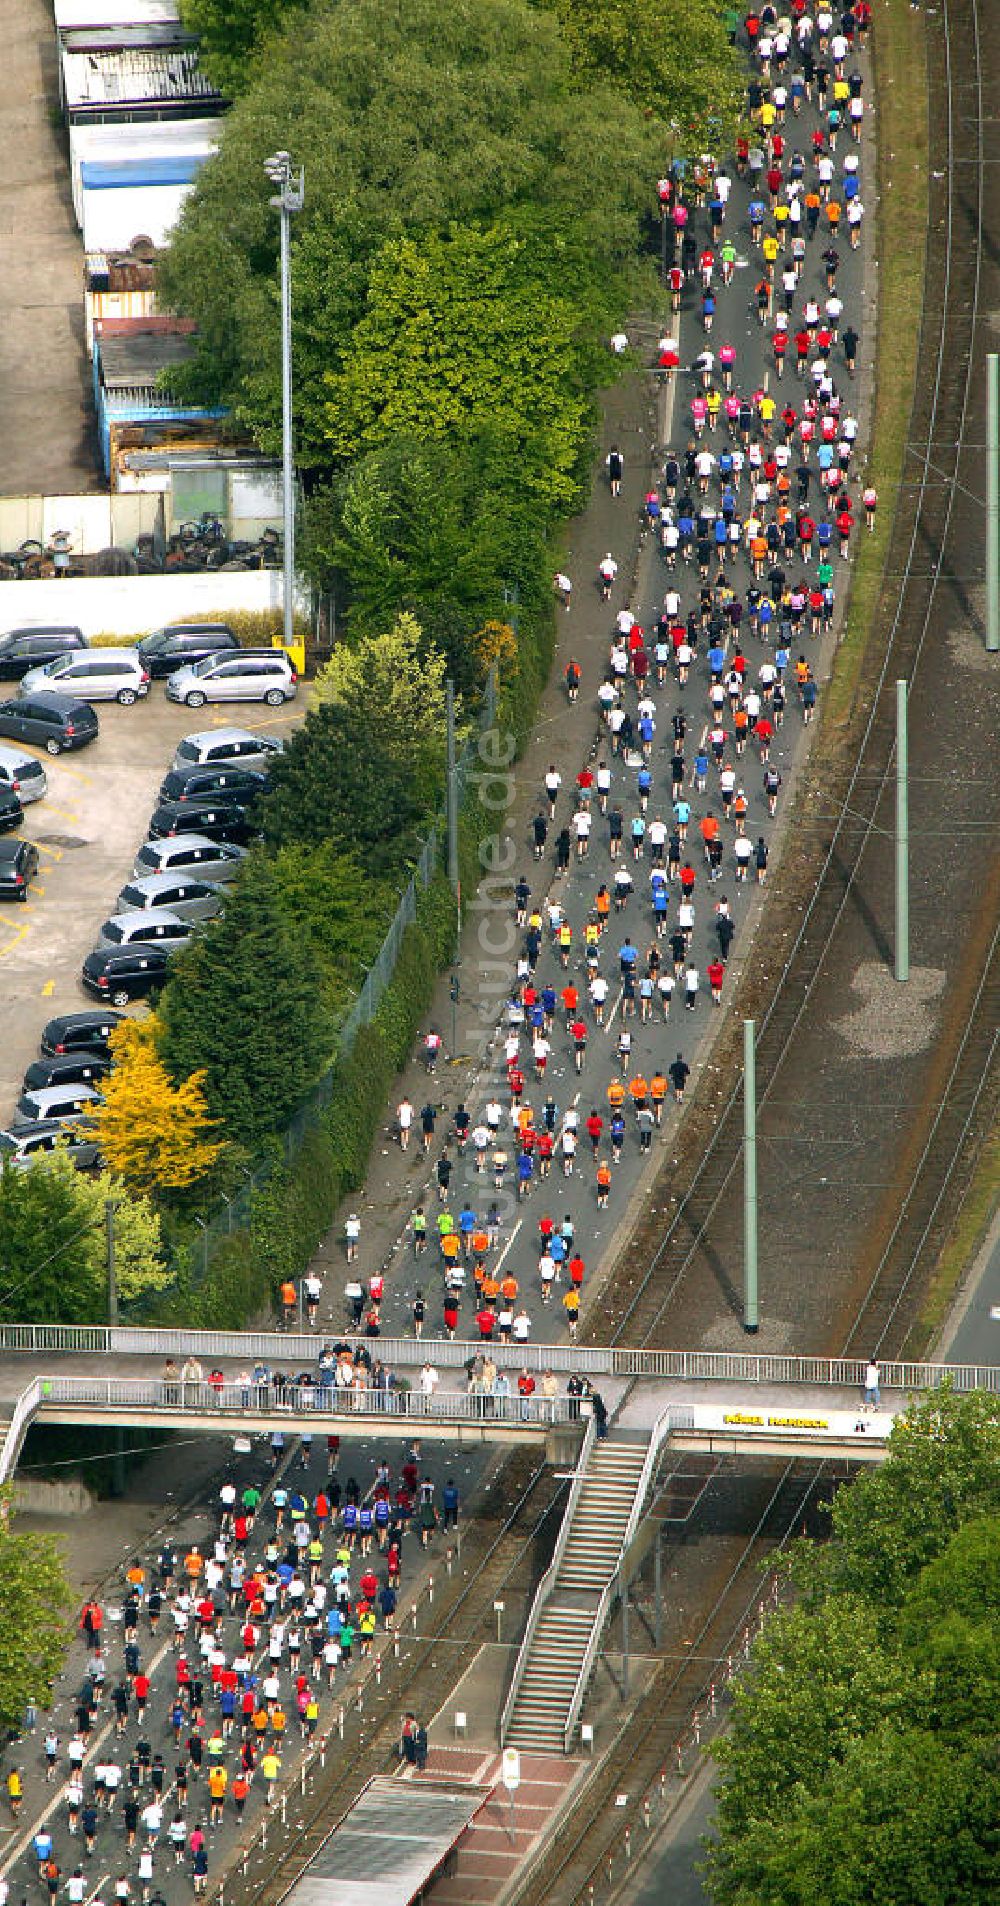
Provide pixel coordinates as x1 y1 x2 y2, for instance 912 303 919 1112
0 688 303 1117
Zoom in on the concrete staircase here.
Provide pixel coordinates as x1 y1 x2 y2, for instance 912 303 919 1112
505 1435 649 1753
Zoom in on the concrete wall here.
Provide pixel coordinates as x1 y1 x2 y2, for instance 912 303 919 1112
14 1476 94 1517
0 569 284 638
0 492 161 554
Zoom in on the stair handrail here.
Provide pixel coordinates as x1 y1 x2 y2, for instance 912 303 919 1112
0 1377 43 1484
562 1407 679 1752
499 1414 596 1746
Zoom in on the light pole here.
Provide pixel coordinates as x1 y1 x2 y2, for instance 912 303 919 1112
264 150 305 658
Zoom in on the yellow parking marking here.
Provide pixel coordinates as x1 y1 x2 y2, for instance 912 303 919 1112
34 843 63 861
0 922 30 956
41 979 54 996
32 886 45 897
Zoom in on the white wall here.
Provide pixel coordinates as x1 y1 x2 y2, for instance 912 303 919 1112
0 570 286 639
0 493 162 553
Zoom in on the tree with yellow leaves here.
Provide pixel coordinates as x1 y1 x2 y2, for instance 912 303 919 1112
90 1018 225 1197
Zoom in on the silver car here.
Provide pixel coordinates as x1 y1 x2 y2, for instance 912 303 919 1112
95 907 192 953
12 1082 103 1129
20 648 151 705
165 650 297 708
0 743 47 805
0 1121 101 1168
132 834 247 884
172 727 285 777
114 871 224 922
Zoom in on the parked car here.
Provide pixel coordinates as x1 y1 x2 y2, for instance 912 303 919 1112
41 1008 125 1058
147 801 258 847
0 695 98 755
165 650 297 708
114 871 224 923
157 763 268 808
0 625 87 679
0 838 39 899
132 833 246 884
136 623 239 680
0 743 47 806
23 1052 111 1092
19 649 149 706
95 907 191 953
172 727 284 777
0 787 23 835
0 1121 101 1169
12 1082 102 1130
81 943 172 1006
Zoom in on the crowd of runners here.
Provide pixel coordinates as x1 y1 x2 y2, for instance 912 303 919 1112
2 1440 459 1903
0 6 875 1892
371 0 872 1358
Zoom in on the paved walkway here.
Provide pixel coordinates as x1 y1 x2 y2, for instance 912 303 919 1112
0 0 100 495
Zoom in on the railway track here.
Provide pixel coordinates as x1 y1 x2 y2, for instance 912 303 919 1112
588 0 997 1368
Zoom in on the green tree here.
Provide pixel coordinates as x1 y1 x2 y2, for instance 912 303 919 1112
323 224 588 509
269 841 396 1020
158 852 333 1148
705 1394 1000 1906
95 1177 169 1301
179 0 305 91
537 0 743 140
262 698 432 872
0 1492 73 1729
158 0 659 449
0 1154 105 1324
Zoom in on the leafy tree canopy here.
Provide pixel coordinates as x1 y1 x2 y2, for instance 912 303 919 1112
706 1391 1000 1906
322 224 588 510
536 0 744 139
158 852 333 1148
158 0 659 453
179 0 304 91
0 1491 73 1729
0 1154 166 1322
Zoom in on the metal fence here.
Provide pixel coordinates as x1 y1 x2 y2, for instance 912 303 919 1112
1 1326 998 1395
34 1374 572 1431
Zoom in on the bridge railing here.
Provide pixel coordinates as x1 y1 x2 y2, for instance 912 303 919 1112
1 1327 998 1397
0 1376 42 1484
35 1375 576 1430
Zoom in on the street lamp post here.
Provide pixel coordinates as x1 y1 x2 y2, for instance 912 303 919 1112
264 151 305 657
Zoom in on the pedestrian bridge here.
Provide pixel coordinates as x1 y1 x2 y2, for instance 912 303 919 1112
0 1320 991 1482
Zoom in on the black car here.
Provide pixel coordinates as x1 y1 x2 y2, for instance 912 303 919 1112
136 623 239 680
0 626 87 679
0 838 39 900
0 694 98 755
41 1008 125 1058
0 785 23 834
82 943 172 1007
147 800 259 846
157 764 268 808
23 1051 112 1092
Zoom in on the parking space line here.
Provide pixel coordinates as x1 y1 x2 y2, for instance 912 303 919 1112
34 844 63 861
41 979 54 996
0 922 30 957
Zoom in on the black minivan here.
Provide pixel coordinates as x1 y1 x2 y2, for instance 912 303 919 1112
147 799 259 846
157 764 268 807
136 623 239 680
81 943 172 1007
41 1009 125 1058
0 626 87 679
0 694 98 755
